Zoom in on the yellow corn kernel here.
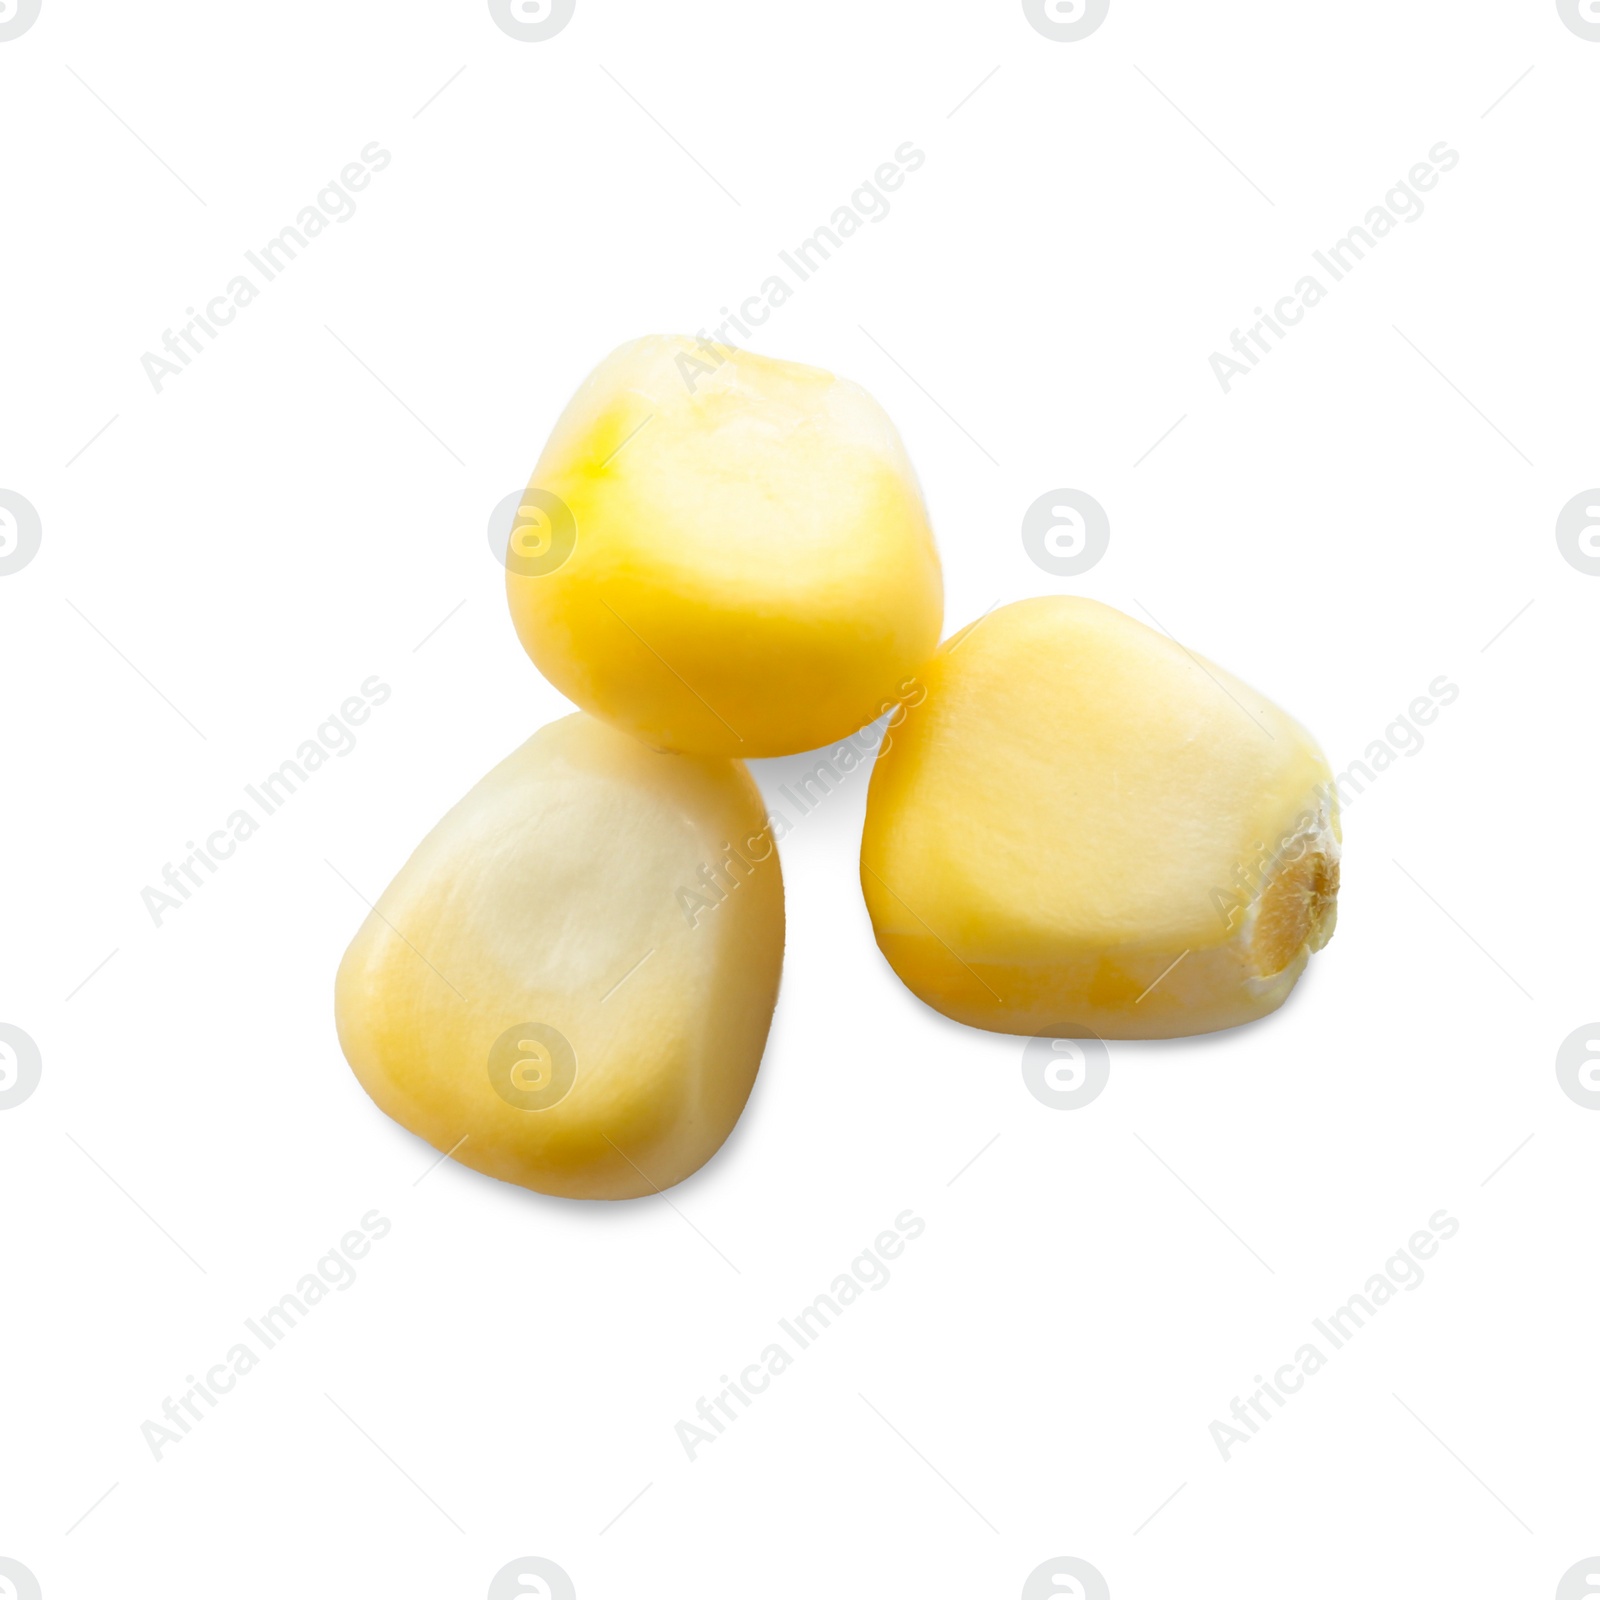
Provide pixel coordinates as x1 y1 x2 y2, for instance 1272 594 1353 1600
335 714 783 1198
505 335 944 758
860 597 1338 1040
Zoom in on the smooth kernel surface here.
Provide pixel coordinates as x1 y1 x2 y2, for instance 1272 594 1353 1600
860 597 1339 1039
335 714 784 1198
506 335 944 758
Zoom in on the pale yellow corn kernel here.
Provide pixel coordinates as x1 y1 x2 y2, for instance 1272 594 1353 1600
335 714 784 1198
860 597 1338 1040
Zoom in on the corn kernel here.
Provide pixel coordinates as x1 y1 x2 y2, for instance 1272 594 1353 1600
505 335 944 757
860 597 1338 1039
335 714 784 1197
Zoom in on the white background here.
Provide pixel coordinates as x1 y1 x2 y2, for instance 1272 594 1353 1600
2 1 1597 1596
